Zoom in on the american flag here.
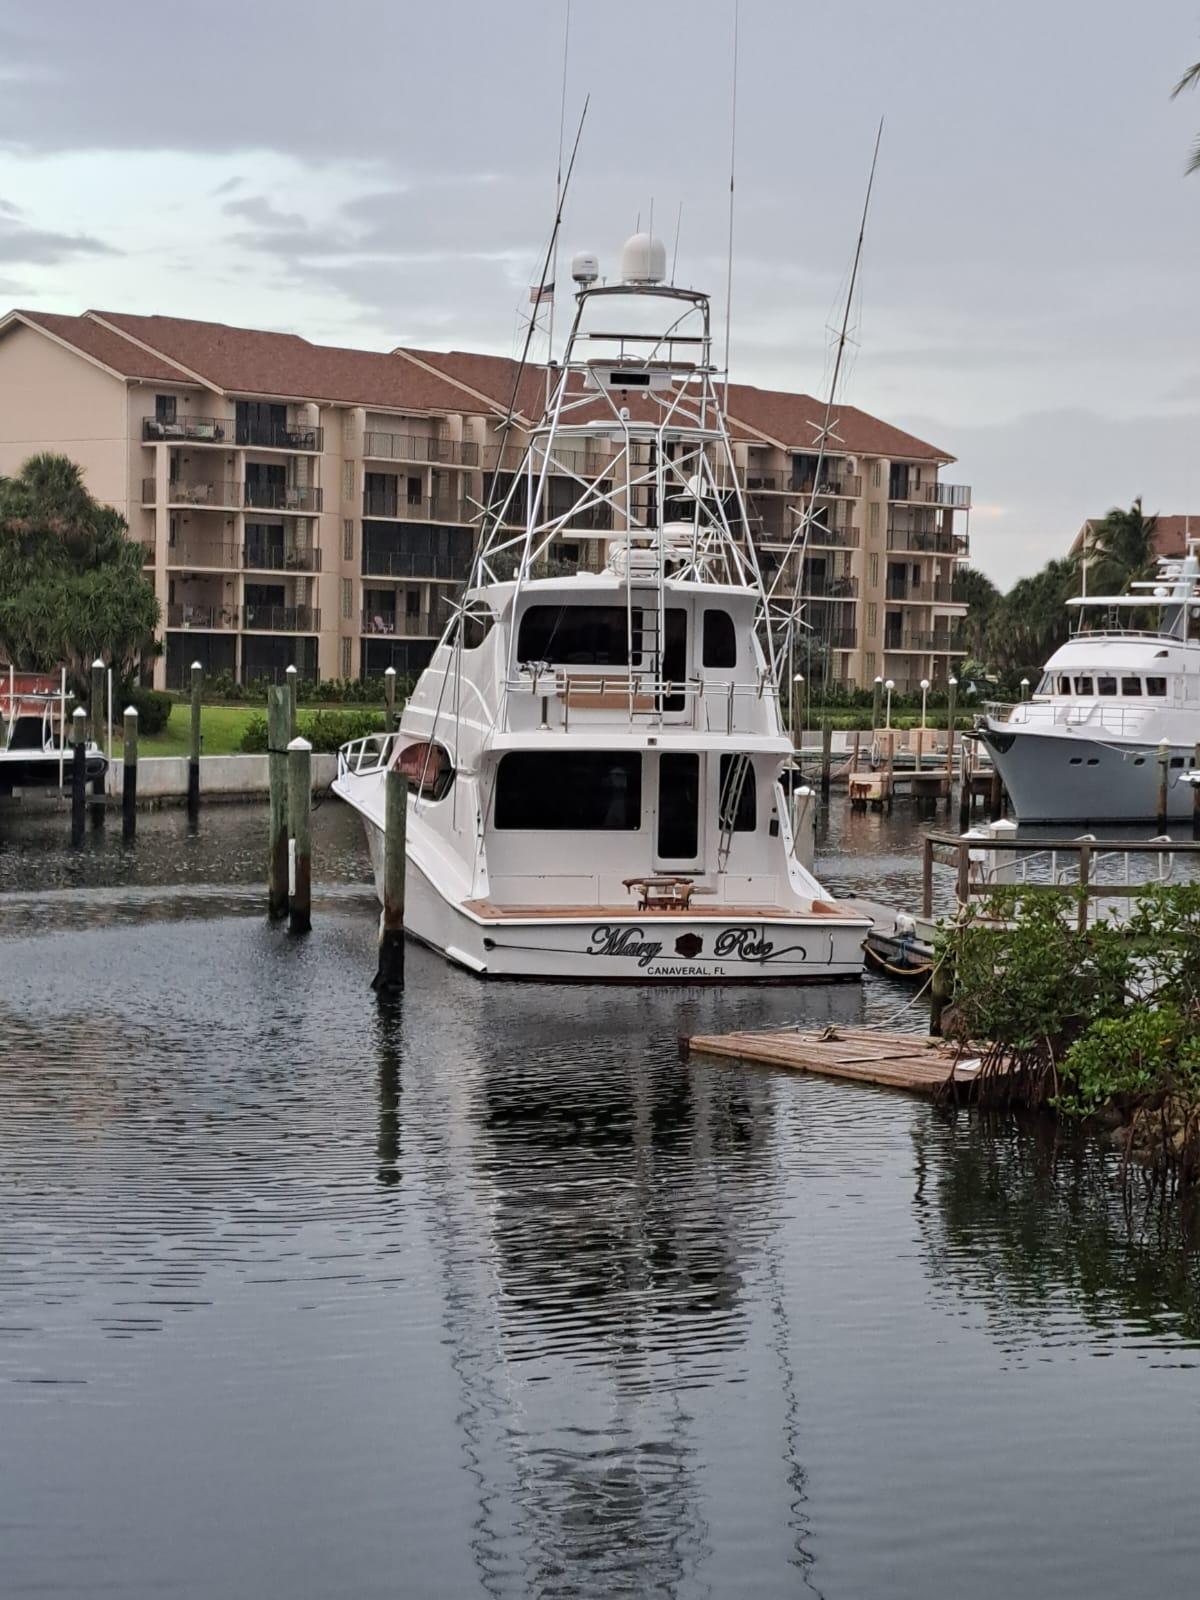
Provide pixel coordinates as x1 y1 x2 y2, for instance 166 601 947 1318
528 281 555 305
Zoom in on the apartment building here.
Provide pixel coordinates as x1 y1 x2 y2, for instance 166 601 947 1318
0 308 970 692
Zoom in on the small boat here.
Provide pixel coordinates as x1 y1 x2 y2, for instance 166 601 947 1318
975 545 1200 822
335 230 871 981
0 670 107 795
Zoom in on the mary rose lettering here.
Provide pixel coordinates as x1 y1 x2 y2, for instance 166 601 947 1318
586 924 810 968
587 926 663 967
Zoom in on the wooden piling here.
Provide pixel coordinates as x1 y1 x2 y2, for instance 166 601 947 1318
122 706 138 840
958 739 972 829
989 766 1003 822
286 663 298 740
90 658 104 748
921 834 934 919
871 678 882 732
884 733 895 812
384 665 397 734
820 721 832 800
267 685 290 920
374 767 408 993
188 661 202 818
70 706 87 847
287 735 312 935
945 678 957 806
929 951 952 1037
1193 741 1200 838
1157 740 1170 831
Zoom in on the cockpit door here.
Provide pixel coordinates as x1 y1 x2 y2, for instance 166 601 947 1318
654 752 704 871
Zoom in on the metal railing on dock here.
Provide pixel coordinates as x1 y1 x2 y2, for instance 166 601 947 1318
920 827 1200 929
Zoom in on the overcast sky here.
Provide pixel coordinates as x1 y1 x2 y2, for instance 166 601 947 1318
1 0 1198 586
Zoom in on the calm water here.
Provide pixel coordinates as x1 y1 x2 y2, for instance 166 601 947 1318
1 799 1199 1598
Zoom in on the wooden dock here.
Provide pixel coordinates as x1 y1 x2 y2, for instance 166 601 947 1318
686 1024 982 1097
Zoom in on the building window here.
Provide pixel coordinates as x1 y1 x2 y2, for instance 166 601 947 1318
155 394 177 423
343 519 354 561
865 652 876 679
343 462 354 500
343 412 355 445
869 501 880 536
871 461 882 489
168 515 177 548
341 578 352 620
341 637 352 678
866 603 878 637
868 553 879 587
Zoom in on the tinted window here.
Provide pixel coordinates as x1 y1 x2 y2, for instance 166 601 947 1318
1097 677 1117 695
719 754 756 831
1146 677 1168 696
703 610 737 669
1057 676 1071 695
1121 677 1142 696
1075 677 1094 695
494 751 641 830
517 606 641 665
658 753 699 858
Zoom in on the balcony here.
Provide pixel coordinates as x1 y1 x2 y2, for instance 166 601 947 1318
790 472 863 499
167 543 242 570
244 482 323 514
363 489 469 523
483 442 609 478
243 543 322 573
142 478 242 508
363 431 479 467
887 525 958 555
824 628 858 651
361 611 440 637
242 604 321 633
890 480 971 508
166 604 239 630
800 576 859 600
237 420 324 452
887 578 958 604
807 524 860 549
142 415 232 444
884 631 938 653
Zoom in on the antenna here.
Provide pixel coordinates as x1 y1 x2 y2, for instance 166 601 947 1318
670 199 684 283
545 0 572 404
722 0 740 409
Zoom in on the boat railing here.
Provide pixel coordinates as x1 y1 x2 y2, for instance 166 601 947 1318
337 731 400 779
984 699 1151 738
503 670 780 733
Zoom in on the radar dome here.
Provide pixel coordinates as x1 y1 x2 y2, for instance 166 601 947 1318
620 231 667 284
571 251 599 285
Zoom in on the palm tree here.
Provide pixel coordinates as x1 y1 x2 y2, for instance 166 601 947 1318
1083 497 1158 594
1171 60 1200 174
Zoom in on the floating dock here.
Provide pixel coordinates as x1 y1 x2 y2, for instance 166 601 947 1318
686 1025 982 1097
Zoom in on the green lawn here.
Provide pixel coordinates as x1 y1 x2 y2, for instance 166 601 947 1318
118 704 261 758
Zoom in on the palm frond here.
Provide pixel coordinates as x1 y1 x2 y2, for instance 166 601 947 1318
1171 59 1200 98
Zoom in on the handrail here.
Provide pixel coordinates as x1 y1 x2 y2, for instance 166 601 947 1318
337 731 400 779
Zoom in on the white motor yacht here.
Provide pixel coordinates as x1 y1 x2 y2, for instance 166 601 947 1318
0 670 106 795
334 232 870 980
975 547 1200 822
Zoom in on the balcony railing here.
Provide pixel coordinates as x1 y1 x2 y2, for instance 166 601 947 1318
166 604 239 630
237 421 324 452
790 473 863 499
823 629 858 651
361 611 440 637
242 604 321 633
139 540 155 564
890 480 971 507
483 442 610 478
887 526 958 555
143 415 233 444
244 482 323 513
887 578 958 604
363 490 470 523
143 479 243 507
167 542 243 569
808 524 860 548
361 549 473 582
801 577 859 601
363 431 479 467
243 544 322 572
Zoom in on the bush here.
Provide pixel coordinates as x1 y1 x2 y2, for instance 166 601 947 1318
128 687 172 737
238 708 387 755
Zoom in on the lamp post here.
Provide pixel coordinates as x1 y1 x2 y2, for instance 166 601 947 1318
884 678 895 731
789 672 804 742
920 678 930 728
872 674 883 730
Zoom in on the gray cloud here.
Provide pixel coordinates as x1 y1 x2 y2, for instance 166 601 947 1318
0 216 116 264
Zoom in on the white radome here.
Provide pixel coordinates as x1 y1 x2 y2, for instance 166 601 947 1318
620 232 667 284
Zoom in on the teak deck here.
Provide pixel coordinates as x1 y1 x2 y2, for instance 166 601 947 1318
461 899 862 921
686 1025 983 1097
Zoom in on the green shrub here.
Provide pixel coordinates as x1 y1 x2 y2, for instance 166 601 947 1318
1056 1006 1200 1118
128 687 172 737
238 707 386 755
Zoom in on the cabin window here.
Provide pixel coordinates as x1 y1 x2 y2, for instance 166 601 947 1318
1056 676 1071 695
461 605 495 649
1097 677 1117 696
1074 677 1094 695
494 751 641 830
719 754 756 832
1172 756 1186 769
703 610 737 669
395 740 455 801
1146 677 1168 697
518 605 642 666
1121 677 1142 696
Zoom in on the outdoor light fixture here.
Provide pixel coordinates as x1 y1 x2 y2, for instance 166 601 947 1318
920 677 930 728
885 678 895 729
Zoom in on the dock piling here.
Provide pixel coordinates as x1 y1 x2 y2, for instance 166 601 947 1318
384 666 397 734
374 767 408 993
1157 739 1170 832
286 663 298 740
945 676 957 808
89 658 106 827
70 706 87 847
188 662 202 819
122 706 138 840
287 735 312 935
820 721 832 801
267 685 290 919
1193 742 1200 838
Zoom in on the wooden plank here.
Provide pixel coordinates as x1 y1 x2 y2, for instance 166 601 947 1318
686 1025 984 1098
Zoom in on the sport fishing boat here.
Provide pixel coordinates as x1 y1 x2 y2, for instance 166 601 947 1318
974 546 1200 822
335 231 871 980
0 670 107 795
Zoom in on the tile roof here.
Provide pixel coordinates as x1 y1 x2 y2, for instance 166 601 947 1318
89 312 475 413
9 310 191 382
1074 513 1200 559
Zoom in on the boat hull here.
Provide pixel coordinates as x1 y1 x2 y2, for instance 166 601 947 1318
977 724 1198 823
360 812 867 983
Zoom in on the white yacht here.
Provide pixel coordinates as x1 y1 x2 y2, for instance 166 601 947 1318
0 670 106 795
334 232 870 981
975 547 1200 822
